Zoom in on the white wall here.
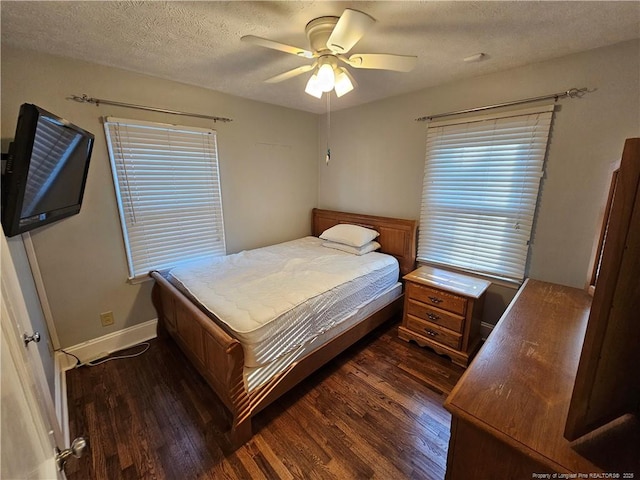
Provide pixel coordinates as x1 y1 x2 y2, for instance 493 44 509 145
1 46 318 348
317 40 640 322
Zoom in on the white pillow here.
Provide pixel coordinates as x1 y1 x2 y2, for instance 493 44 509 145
319 224 380 247
322 240 381 256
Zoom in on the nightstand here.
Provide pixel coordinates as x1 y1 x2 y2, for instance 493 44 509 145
398 266 490 367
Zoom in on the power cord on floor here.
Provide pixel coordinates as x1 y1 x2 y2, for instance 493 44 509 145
59 342 150 368
60 348 82 367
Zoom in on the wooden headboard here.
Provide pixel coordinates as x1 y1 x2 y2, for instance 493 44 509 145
312 208 417 277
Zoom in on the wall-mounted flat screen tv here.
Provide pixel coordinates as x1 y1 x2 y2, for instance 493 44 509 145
1 104 94 237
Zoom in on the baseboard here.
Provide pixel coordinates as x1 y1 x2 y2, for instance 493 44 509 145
59 318 158 368
55 319 158 442
480 321 495 340
54 351 71 445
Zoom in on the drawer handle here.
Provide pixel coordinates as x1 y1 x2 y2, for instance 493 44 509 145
427 313 440 321
425 329 438 337
428 296 443 304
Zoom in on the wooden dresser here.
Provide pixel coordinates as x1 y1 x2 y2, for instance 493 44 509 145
444 279 640 478
398 266 490 367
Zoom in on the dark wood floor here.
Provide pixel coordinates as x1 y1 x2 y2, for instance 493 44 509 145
65 318 464 479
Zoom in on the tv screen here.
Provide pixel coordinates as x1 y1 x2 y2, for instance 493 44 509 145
1 104 94 237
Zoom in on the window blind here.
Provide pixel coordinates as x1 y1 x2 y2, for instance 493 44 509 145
418 105 554 283
104 118 225 280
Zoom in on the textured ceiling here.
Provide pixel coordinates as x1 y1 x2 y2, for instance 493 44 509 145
2 1 639 114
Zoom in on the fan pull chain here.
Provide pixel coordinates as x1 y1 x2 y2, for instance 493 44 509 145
326 93 331 165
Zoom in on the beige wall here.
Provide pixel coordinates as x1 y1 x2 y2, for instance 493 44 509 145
3 40 638 346
317 40 640 322
1 46 318 348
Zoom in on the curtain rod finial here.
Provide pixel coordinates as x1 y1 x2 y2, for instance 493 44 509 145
567 87 588 98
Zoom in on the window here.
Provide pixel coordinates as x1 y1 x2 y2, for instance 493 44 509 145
104 117 225 280
418 105 554 283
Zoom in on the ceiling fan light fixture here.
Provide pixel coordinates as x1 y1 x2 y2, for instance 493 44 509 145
334 68 354 97
317 63 335 92
244 8 416 100
305 73 323 98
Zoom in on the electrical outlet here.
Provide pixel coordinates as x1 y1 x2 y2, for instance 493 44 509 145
100 311 114 327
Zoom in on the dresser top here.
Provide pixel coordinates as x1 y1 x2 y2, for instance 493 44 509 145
444 279 596 472
404 266 491 299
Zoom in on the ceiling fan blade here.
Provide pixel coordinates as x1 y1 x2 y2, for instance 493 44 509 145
265 64 316 83
241 35 313 58
347 53 417 72
326 9 375 54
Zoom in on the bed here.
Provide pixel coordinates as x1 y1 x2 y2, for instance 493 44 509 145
150 208 417 448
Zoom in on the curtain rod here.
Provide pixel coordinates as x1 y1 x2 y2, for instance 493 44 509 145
415 87 588 122
68 94 232 123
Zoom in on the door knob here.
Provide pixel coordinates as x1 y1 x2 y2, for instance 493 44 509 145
55 436 88 471
23 331 41 346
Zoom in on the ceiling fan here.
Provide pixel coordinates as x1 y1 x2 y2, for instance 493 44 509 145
241 8 417 98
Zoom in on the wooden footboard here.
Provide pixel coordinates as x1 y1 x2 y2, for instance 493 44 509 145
150 209 417 448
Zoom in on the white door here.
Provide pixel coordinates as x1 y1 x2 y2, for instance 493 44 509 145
1 297 61 479
1 233 80 479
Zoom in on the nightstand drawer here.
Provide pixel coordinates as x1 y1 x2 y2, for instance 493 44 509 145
407 282 467 316
406 315 462 350
406 299 464 333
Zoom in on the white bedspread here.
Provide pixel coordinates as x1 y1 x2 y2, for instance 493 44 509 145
167 236 399 367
